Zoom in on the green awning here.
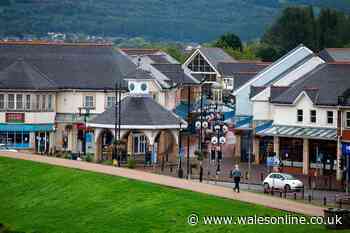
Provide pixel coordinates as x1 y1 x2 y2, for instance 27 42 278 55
0 123 54 132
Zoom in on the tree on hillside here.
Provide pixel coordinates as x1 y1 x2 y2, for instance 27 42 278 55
262 6 316 54
318 8 350 49
260 6 350 60
215 33 243 51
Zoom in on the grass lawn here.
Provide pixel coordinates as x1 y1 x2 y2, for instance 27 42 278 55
0 157 341 233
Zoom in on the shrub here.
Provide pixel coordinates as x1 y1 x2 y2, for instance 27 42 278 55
84 153 94 162
127 159 136 169
194 150 205 161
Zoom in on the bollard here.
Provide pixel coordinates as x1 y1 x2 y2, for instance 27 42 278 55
294 193 297 200
323 197 327 206
339 199 343 209
308 176 312 189
280 192 282 198
260 173 264 182
271 188 274 196
308 194 312 203
284 190 287 199
302 189 305 199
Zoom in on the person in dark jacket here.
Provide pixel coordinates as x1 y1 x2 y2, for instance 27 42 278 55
232 164 241 193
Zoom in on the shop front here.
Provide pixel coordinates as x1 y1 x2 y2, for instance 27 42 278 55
257 124 338 175
0 123 54 151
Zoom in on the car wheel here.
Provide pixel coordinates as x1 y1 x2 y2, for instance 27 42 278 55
263 183 270 193
284 184 291 192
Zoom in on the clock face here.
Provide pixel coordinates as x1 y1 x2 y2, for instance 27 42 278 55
129 83 135 92
141 83 147 91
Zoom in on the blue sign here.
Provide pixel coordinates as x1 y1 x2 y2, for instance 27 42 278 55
266 156 280 167
342 143 350 156
180 147 185 159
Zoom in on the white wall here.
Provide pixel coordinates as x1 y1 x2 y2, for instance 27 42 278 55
252 101 271 121
272 94 337 128
56 91 122 114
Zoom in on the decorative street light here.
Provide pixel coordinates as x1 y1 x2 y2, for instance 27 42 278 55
114 81 122 167
78 107 91 157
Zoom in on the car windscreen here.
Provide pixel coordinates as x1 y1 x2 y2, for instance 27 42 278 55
283 174 295 180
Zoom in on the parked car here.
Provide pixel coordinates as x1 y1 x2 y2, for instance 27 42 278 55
263 173 303 192
0 144 17 152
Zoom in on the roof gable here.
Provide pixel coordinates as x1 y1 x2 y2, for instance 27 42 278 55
90 95 183 128
0 59 57 90
233 44 314 96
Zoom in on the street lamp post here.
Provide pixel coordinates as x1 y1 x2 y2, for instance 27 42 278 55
178 122 184 178
114 81 122 167
78 107 91 157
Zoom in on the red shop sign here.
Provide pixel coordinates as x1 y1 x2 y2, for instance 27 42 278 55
6 113 25 123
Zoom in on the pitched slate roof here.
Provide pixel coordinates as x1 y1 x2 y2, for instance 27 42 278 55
250 86 266 99
120 48 161 56
90 95 183 127
217 62 270 77
121 48 177 64
125 69 155 80
151 64 199 85
319 48 350 62
0 42 137 90
233 73 256 91
0 59 57 90
270 86 290 100
198 47 236 69
272 63 350 106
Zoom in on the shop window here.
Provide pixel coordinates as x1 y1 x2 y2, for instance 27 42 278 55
16 94 23 110
280 138 303 163
310 110 316 123
297 109 303 122
327 111 334 124
8 94 15 110
133 134 147 154
84 96 94 108
26 94 31 110
0 94 5 109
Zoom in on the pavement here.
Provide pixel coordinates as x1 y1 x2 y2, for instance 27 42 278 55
0 151 325 217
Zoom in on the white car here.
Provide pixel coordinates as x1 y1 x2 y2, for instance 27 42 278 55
263 173 303 192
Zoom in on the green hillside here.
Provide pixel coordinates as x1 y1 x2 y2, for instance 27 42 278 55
0 0 349 42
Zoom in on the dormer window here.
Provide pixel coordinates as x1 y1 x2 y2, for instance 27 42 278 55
297 109 303 122
310 110 316 123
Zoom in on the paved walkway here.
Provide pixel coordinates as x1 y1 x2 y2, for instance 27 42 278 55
0 152 325 217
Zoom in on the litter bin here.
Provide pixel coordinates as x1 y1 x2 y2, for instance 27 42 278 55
324 208 350 230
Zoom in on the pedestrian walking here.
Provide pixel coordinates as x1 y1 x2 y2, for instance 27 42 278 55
231 164 241 193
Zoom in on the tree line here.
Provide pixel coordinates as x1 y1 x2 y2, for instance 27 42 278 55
213 7 350 61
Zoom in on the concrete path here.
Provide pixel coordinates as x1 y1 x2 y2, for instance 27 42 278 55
0 152 325 217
